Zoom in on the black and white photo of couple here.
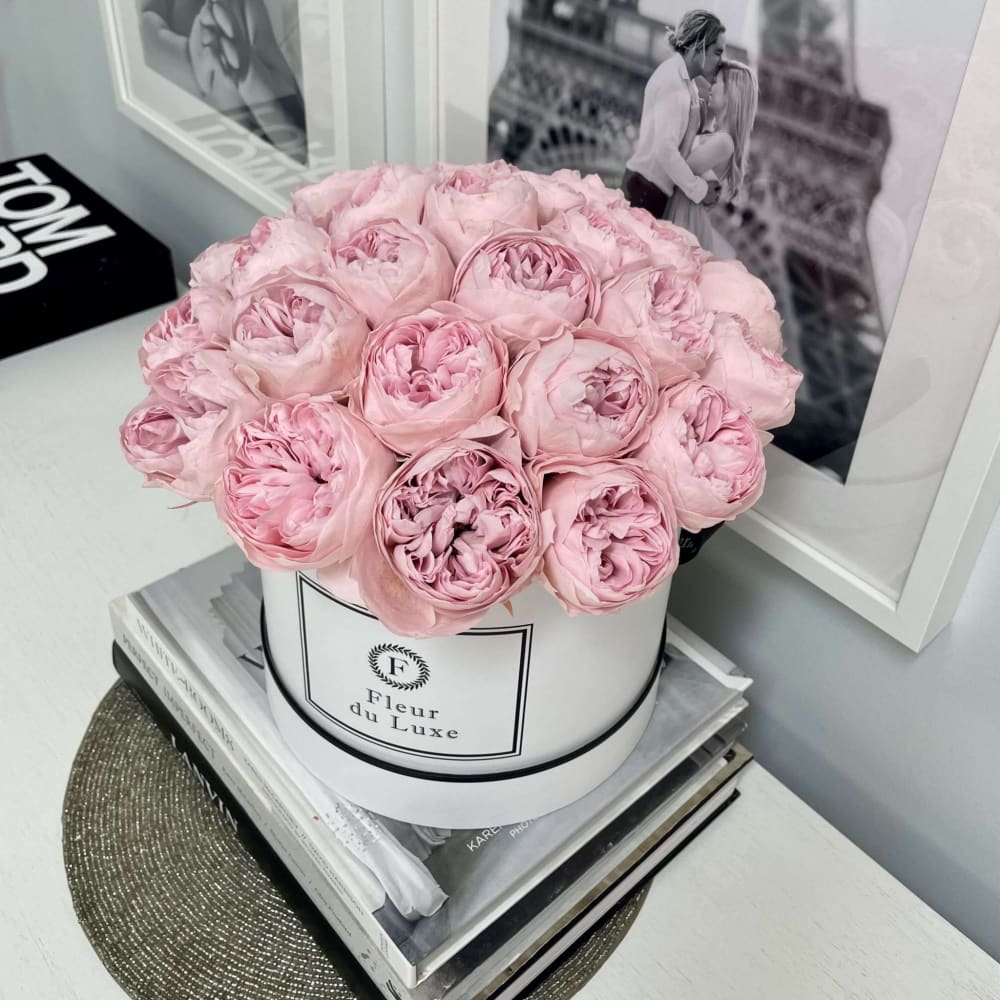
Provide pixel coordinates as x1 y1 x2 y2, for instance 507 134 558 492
136 0 308 163
487 0 984 482
622 9 757 261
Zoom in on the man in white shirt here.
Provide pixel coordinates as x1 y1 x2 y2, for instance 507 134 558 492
624 10 727 218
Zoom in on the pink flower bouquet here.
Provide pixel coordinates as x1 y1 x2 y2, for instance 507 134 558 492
122 160 801 638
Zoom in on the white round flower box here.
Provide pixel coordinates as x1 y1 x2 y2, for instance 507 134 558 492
261 570 670 827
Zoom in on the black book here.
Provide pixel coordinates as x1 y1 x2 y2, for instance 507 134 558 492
0 154 176 356
111 639 383 999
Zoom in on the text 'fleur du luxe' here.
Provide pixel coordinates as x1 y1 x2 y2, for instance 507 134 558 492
0 160 116 293
351 688 460 740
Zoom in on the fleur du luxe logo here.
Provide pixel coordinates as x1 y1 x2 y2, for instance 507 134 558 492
355 643 458 741
368 643 430 691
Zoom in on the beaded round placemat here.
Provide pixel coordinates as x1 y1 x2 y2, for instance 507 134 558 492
63 682 648 1000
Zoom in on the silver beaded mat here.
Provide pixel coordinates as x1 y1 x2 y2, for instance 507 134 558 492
63 682 648 1000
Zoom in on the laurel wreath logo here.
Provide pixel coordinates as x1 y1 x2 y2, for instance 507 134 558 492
368 643 430 690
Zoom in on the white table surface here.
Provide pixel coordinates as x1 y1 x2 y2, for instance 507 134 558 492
1 307 998 1000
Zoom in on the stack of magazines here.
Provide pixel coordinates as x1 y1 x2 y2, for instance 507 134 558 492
109 548 753 1000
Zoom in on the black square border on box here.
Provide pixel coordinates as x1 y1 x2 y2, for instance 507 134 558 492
295 573 533 762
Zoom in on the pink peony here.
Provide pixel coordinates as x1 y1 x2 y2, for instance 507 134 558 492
633 380 766 532
188 284 232 344
355 437 547 637
292 162 433 235
145 349 267 500
545 206 653 281
534 456 678 614
596 266 715 386
626 210 702 250
215 398 396 570
504 328 657 459
187 237 244 338
620 209 705 278
452 230 598 357
189 237 242 288
328 218 454 327
522 169 628 224
353 304 507 454
422 161 540 264
227 216 332 297
701 313 803 430
227 278 369 399
520 172 587 223
562 170 629 210
697 260 783 353
120 161 786 627
120 396 190 490
139 294 227 380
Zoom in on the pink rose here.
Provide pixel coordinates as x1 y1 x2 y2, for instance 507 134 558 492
228 216 331 297
120 396 189 490
328 218 454 327
701 313 803 430
634 381 766 532
697 260 783 353
292 162 432 235
146 349 267 500
227 278 369 399
596 266 715 386
503 328 657 459
422 161 540 263
545 206 652 281
353 305 507 454
140 294 227 380
215 398 396 570
356 437 546 637
451 230 598 357
534 457 678 614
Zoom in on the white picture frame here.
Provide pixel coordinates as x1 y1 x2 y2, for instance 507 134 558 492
100 0 387 214
416 0 1000 652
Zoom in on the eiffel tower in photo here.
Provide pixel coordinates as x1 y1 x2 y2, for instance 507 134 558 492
488 0 890 478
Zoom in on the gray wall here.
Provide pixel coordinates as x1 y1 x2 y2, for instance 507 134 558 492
0 1 260 280
4 0 998 963
669 514 1000 960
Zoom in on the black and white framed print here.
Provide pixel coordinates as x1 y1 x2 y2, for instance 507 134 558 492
417 0 1000 650
101 0 386 212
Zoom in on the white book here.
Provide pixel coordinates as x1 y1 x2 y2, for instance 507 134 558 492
110 547 749 991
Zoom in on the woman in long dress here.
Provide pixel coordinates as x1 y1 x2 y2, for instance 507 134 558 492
666 61 759 259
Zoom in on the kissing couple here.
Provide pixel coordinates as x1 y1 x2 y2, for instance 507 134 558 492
623 9 759 259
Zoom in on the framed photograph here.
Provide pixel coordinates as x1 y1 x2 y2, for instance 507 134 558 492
100 0 388 213
417 0 1000 651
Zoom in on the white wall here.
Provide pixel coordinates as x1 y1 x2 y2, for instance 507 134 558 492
4 0 998 964
669 511 1000 960
0 1 260 281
